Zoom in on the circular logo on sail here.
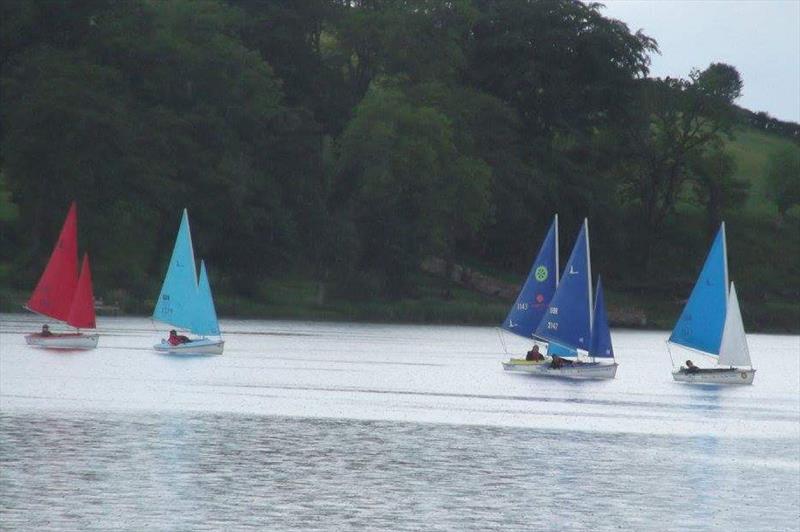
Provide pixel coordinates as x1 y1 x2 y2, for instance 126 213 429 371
535 266 548 282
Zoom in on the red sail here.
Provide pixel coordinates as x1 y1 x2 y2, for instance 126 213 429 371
26 202 79 322
67 253 96 329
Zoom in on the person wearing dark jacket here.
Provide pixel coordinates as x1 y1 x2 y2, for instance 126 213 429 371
526 345 544 361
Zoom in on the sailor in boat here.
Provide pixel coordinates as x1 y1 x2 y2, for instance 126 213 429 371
39 324 52 337
526 345 545 361
168 330 191 346
681 360 700 374
551 355 572 369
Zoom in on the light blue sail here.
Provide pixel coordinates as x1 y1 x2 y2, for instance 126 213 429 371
153 209 198 331
669 224 728 355
590 277 614 358
193 260 220 336
534 220 592 352
548 341 578 358
502 215 559 339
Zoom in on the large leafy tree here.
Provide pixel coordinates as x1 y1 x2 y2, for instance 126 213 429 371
468 0 656 141
2 0 297 294
617 63 744 270
335 82 490 297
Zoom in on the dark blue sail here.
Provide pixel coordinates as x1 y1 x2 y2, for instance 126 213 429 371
501 216 559 339
669 224 728 355
534 220 592 351
590 277 614 358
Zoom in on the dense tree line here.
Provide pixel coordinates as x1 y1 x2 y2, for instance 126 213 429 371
1 0 798 324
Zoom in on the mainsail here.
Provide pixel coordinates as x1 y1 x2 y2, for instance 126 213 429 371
534 219 592 351
26 202 79 322
668 224 728 355
66 253 96 329
718 282 751 367
502 215 559 339
153 209 199 332
590 277 614 359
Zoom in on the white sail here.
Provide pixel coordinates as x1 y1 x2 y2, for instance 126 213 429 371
718 282 751 367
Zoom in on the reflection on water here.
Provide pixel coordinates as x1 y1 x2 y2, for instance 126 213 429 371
1 315 798 531
1 412 798 531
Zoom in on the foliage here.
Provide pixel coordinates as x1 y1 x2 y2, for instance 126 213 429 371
335 82 490 297
765 147 800 218
0 0 797 330
614 64 745 270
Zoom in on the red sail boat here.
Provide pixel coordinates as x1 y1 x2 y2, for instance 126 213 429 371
25 202 99 349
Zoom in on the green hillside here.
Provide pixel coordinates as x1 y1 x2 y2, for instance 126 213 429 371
726 127 800 213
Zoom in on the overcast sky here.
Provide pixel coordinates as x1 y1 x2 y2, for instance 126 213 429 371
598 0 800 123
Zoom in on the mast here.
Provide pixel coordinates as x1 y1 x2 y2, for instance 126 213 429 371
585 218 593 335
721 221 729 300
554 214 560 287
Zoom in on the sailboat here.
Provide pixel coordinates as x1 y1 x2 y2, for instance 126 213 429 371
501 215 559 371
24 202 99 349
152 209 224 355
511 219 618 379
668 223 755 384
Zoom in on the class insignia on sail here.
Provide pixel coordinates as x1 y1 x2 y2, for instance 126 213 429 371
502 218 618 380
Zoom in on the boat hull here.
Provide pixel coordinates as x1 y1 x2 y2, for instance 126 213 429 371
502 358 550 372
672 368 755 385
25 333 99 350
153 338 224 356
504 361 618 380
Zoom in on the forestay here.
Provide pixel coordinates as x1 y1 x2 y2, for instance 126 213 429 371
502 215 559 339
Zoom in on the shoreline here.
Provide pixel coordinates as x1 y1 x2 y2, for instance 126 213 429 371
2 309 797 335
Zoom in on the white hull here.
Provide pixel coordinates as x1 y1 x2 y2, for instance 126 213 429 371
153 338 224 356
25 333 99 350
504 361 618 380
672 368 755 385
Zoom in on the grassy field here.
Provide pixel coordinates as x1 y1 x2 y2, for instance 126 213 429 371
726 127 799 212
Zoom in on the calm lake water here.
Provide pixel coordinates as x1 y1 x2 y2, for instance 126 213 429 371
1 314 798 531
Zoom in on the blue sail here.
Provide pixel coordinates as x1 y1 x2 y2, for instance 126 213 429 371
534 220 592 351
502 215 559 339
590 277 614 358
193 260 220 336
153 209 198 331
669 224 728 355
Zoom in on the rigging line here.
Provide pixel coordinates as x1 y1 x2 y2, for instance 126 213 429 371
496 327 508 355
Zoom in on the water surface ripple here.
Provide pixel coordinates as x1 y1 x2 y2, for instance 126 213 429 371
1 315 798 531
